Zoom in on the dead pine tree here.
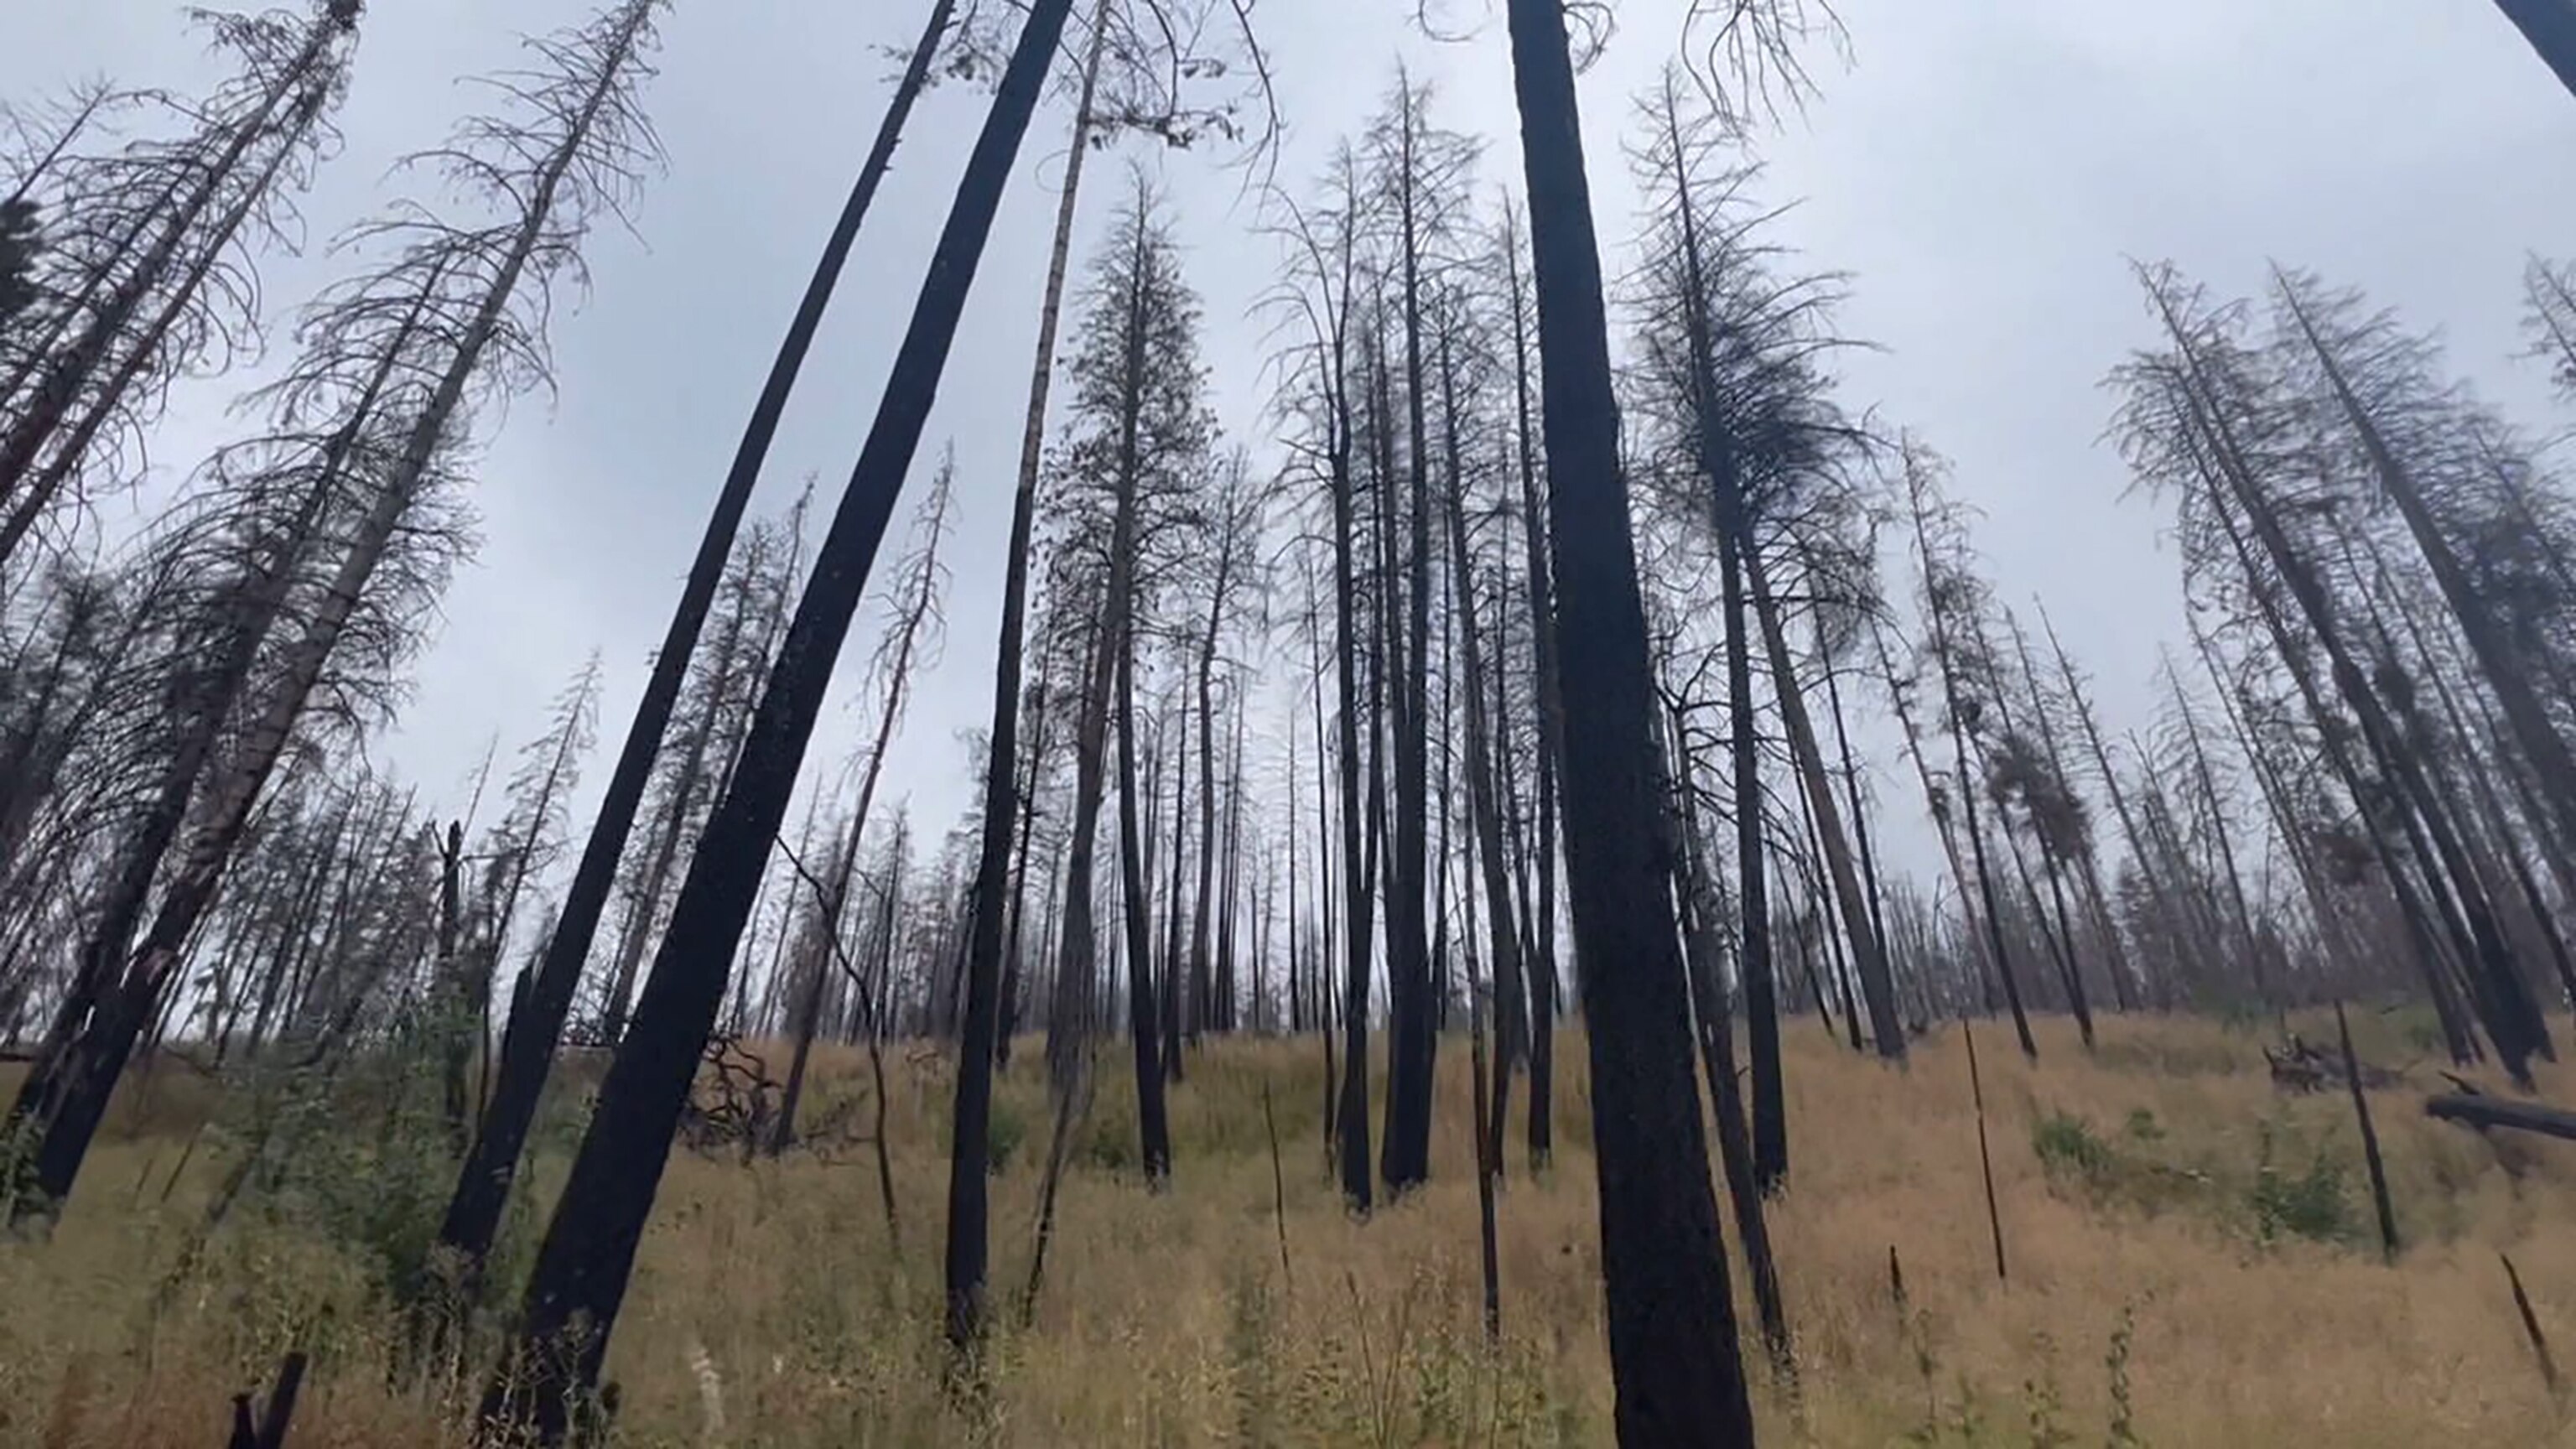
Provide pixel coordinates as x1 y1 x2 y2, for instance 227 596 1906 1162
953 0 1272 1340
0 1 361 569
773 456 953 1155
434 0 952 1316
1266 141 1378 1211
465 655 601 1126
480 3 1078 1435
10 0 665 1233
1496 205 1564 1170
1489 0 1800 1435
1901 444 2039 1061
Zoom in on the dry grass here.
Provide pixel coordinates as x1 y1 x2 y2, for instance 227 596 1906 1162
8 1009 2576 1446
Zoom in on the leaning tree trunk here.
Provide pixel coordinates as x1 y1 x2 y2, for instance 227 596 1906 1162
2496 0 2576 101
2 281 421 1199
1906 494 2038 1060
2158 282 2543 1076
2207 420 2476 1057
3 60 629 1213
434 0 954 1309
1714 502 1788 1191
0 3 354 568
480 1 1069 1438
2283 279 2576 882
1745 545 1903 1057
1500 0 1757 1437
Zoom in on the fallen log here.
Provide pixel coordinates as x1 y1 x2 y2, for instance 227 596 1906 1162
2425 1093 2576 1141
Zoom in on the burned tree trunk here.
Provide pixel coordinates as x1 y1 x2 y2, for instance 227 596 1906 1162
482 0 1069 1436
1500 0 1756 1435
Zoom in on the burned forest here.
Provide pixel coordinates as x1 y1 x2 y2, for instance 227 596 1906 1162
5 2 2576 1445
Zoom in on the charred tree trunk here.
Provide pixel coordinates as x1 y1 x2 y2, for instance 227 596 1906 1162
1502 0 1757 1436
482 0 1068 1435
1505 230 1561 1172
2496 0 2576 102
441 0 953 1306
1746 548 1903 1057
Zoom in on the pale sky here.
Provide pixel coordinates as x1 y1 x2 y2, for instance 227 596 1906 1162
9 0 2573 896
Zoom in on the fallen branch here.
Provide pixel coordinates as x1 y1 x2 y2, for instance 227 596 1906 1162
2425 1093 2576 1141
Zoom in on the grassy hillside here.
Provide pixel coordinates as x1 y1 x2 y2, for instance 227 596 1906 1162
5 1009 2573 1446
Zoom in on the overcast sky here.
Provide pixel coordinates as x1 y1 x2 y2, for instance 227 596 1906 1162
9 0 2573 891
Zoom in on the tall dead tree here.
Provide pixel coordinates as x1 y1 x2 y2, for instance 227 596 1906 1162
1364 75 1479 1197
1270 143 1379 1209
1496 0 1760 1436
0 2 361 569
1901 444 2039 1059
10 0 663 1229
436 0 947 1311
774 457 951 1153
454 654 600 1139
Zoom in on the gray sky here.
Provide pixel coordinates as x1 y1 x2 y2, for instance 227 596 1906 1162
9 0 2573 892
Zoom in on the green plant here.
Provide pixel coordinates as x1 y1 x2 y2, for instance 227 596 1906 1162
2033 1111 2115 1182
2249 1122 2350 1246
2024 1375 2075 1449
1080 1105 1136 1176
2122 1109 2163 1144
984 1095 1027 1176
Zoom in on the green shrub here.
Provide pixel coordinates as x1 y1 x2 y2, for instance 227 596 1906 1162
2032 1111 2115 1183
2249 1122 2350 1245
985 1095 1027 1176
1081 1104 1137 1176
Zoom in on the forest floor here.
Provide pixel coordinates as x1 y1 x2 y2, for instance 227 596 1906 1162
6 1008 2576 1446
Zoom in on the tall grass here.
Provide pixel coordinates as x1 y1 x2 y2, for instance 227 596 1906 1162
4 1008 2572 1445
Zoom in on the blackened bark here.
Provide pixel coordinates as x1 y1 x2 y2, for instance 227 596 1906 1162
1905 484 2037 1060
1116 631 1173 1183
1747 548 1903 1058
1506 235 1561 1171
2496 0 2576 101
439 0 955 1306
1670 707 1791 1373
1501 0 1756 1437
1716 514 1787 1191
1331 325 1374 1213
480 0 1066 1436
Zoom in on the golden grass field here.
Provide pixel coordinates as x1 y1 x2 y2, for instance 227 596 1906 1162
7 1008 2576 1446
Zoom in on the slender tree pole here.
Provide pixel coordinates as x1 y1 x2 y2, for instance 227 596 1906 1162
945 5 1104 1332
